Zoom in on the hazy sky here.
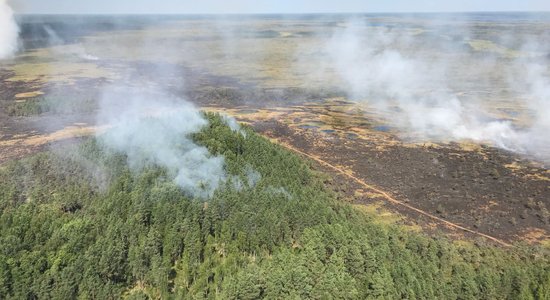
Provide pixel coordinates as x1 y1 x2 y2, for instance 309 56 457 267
13 0 550 14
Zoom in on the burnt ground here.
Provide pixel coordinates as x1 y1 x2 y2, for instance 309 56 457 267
253 120 550 245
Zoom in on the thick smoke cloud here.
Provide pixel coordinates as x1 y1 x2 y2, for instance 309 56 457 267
324 20 550 161
0 0 18 59
97 87 228 198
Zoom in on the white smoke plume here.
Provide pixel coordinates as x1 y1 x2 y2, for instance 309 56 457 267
231 165 261 191
511 60 550 159
0 0 18 59
97 86 228 199
222 114 246 137
324 19 550 161
44 25 99 61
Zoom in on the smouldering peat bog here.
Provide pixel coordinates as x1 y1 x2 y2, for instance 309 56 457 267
1 14 550 244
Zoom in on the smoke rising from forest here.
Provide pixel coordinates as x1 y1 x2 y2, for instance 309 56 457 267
96 87 228 198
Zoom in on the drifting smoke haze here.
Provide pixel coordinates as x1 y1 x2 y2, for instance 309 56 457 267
510 52 550 159
323 19 550 162
43 25 100 61
24 16 240 199
7 14 256 199
4 12 550 184
0 0 18 59
97 87 228 199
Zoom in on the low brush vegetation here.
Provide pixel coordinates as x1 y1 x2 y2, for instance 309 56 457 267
5 96 97 116
5 98 45 116
0 114 549 299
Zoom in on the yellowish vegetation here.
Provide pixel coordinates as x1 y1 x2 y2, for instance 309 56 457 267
352 203 422 232
7 61 114 83
0 125 106 148
525 173 550 182
467 39 521 58
352 202 402 225
15 91 44 99
505 161 523 171
522 228 550 244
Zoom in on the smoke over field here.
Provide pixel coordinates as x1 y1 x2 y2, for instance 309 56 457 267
322 19 550 161
0 0 18 59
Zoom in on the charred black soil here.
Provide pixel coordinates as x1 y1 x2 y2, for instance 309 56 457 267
253 119 550 244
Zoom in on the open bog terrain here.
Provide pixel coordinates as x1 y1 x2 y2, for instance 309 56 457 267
1 13 549 246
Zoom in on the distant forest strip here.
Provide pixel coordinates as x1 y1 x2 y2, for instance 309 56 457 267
0 113 548 299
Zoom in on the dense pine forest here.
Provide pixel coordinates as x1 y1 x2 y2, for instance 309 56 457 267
0 113 549 299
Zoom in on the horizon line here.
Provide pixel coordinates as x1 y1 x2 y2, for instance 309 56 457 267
16 10 550 16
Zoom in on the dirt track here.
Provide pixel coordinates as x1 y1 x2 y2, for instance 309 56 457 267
253 119 550 245
274 138 512 246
